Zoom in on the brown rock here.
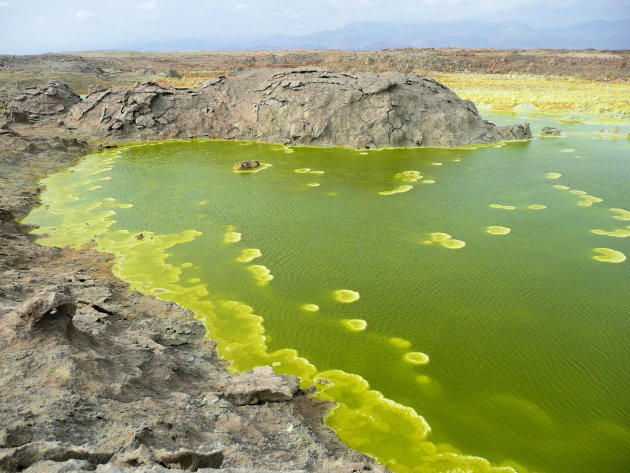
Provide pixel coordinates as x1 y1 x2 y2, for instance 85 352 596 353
235 160 260 170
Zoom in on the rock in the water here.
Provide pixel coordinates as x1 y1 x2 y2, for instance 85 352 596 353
222 366 300 405
65 70 530 147
541 126 563 136
235 160 260 170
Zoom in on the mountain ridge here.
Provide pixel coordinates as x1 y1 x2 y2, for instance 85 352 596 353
89 19 630 52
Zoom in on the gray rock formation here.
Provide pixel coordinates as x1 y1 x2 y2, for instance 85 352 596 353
5 80 80 122
222 366 300 405
66 69 530 148
540 126 563 136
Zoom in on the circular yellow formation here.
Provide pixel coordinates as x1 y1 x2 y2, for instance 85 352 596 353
591 248 627 263
308 183 320 187
553 185 570 190
560 148 576 153
432 162 443 166
428 232 466 249
489 204 516 210
294 168 311 173
333 289 360 303
389 337 412 349
236 248 262 263
577 195 602 207
379 185 413 195
415 375 432 385
441 239 466 249
422 179 436 184
309 170 325 174
247 265 274 285
546 172 562 179
569 190 587 195
404 351 430 365
301 304 320 312
342 319 367 332
528 204 547 210
224 231 242 243
395 170 423 182
486 226 511 235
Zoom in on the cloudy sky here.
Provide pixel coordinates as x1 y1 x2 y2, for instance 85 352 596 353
1 0 628 54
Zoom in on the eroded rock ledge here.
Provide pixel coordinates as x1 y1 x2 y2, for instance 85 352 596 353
7 70 530 148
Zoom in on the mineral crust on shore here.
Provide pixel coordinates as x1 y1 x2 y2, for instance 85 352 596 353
0 69 528 473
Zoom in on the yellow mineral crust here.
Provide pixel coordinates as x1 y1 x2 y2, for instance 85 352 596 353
433 73 630 117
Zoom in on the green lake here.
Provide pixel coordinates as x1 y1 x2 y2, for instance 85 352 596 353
24 113 630 473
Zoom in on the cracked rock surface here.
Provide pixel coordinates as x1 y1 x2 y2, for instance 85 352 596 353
64 69 530 147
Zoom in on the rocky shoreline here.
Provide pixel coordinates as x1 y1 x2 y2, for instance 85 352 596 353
0 70 529 473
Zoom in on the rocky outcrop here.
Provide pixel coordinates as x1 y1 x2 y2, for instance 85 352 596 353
540 126 563 136
235 160 261 171
66 69 530 147
222 366 301 405
4 80 80 122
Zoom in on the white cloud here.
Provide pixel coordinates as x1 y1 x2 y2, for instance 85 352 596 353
0 1 10 7
137 1 158 11
75 10 94 20
235 3 253 11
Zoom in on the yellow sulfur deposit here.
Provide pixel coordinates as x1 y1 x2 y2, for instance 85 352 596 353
379 185 413 195
591 248 627 263
333 289 360 303
434 73 630 117
486 226 511 235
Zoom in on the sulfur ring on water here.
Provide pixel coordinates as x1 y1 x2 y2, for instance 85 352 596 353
404 352 430 365
486 226 511 235
342 319 367 332
333 289 360 303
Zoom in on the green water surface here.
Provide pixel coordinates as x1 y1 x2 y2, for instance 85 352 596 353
24 113 630 473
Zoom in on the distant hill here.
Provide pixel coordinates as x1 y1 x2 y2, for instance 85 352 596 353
105 19 630 52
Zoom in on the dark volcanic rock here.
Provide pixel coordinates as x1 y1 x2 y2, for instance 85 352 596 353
540 126 563 136
235 160 261 171
66 70 530 147
5 80 80 121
